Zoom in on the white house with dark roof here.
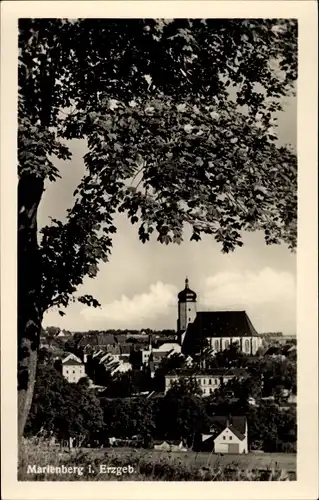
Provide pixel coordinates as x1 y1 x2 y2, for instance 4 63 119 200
204 416 248 454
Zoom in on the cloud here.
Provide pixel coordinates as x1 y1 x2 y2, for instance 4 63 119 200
54 268 295 334
81 281 178 328
202 267 295 308
200 267 296 333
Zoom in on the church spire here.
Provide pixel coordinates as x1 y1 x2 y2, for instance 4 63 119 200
185 277 189 289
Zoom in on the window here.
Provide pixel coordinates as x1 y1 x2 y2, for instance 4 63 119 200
223 436 226 440
229 436 232 440
65 370 68 374
188 308 191 311
203 379 206 385
215 339 219 351
73 370 75 374
209 379 212 385
225 340 230 349
245 339 250 353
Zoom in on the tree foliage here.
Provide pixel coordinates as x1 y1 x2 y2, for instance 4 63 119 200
101 397 155 440
25 364 103 441
18 18 297 316
18 18 297 435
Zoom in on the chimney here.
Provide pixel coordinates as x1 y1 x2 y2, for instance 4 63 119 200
227 413 233 427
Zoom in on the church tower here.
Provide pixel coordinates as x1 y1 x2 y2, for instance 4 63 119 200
177 278 197 339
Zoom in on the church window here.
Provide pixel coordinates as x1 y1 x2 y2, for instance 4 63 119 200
215 340 219 351
225 340 230 349
209 379 212 385
245 339 250 352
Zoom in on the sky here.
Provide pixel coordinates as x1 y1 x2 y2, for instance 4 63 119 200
41 92 297 335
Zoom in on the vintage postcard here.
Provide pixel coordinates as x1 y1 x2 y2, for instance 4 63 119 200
1 1 318 499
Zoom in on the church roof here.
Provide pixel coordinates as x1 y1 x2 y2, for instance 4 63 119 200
190 311 258 337
178 278 197 302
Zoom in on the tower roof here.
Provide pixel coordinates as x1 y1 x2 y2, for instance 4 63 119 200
178 277 197 302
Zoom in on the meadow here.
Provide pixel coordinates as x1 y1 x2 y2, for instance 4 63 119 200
18 440 296 481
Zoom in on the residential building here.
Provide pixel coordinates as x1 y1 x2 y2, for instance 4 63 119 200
164 367 248 396
213 416 248 454
62 357 85 383
142 342 181 366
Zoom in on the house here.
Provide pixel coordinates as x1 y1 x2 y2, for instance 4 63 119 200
154 440 187 452
62 357 85 383
141 342 181 367
213 416 248 454
164 367 248 396
209 416 248 454
98 352 132 376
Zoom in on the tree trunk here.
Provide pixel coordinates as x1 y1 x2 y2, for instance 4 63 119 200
18 174 44 440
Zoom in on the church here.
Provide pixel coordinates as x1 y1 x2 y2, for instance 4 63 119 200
177 278 263 356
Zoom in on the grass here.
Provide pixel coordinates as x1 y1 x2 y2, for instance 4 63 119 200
18 438 296 481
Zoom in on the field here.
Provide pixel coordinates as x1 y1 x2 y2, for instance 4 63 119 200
19 440 296 481
86 447 297 472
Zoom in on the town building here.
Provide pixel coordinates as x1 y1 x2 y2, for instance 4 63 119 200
213 416 248 454
142 342 181 366
177 278 262 357
200 416 248 453
62 357 85 383
164 367 248 396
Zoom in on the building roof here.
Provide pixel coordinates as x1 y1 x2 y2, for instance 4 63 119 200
227 426 246 441
78 333 128 347
156 342 180 352
178 278 197 302
120 344 131 355
211 415 247 440
152 351 167 362
61 353 82 363
189 311 259 338
62 358 84 366
165 367 247 378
